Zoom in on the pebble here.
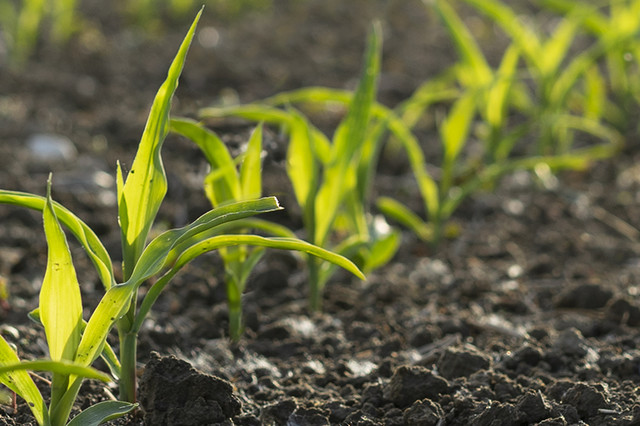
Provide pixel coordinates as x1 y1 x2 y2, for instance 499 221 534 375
27 133 77 162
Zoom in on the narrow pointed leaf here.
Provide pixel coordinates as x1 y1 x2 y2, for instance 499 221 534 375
119 9 202 278
433 0 492 86
461 0 543 72
314 22 382 244
41 179 83 363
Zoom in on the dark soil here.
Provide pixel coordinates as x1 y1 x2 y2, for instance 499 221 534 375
2 1 640 425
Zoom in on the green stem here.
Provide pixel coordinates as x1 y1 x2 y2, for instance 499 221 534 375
118 328 138 403
226 277 244 341
308 257 322 312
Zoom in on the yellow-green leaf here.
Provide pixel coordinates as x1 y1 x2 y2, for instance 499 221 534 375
119 8 202 279
41 178 83 363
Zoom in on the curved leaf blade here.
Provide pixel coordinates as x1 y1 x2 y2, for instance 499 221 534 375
171 235 365 281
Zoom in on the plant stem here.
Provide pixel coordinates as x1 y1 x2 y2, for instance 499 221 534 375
308 257 322 312
118 328 138 403
226 276 243 341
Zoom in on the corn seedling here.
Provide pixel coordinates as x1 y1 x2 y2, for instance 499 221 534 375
199 23 398 311
450 0 626 155
372 0 624 246
170 120 301 340
537 0 640 127
0 10 363 422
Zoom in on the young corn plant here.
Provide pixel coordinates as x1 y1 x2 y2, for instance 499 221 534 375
199 23 399 311
170 120 299 340
0 179 138 426
452 0 626 155
0 9 364 420
375 0 624 246
538 0 640 128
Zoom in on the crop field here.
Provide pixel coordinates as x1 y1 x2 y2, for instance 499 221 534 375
0 0 639 424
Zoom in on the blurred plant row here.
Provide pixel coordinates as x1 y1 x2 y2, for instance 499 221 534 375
0 0 281 66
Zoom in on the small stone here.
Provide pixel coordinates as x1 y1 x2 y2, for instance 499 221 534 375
27 133 77 162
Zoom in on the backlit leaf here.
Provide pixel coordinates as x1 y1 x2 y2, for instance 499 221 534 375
119 8 202 279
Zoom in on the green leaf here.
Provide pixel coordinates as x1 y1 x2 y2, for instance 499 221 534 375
286 111 318 210
384 109 440 223
539 14 580 76
314 21 382 245
440 92 477 196
0 191 114 290
41 177 84 411
119 8 202 279
461 0 543 73
397 73 459 128
131 197 282 286
486 44 520 130
41 178 83 363
583 66 605 120
171 235 366 281
363 230 401 273
441 92 476 165
66 401 138 426
0 360 111 383
28 308 121 380
433 0 492 87
537 0 607 35
0 336 47 426
239 124 263 200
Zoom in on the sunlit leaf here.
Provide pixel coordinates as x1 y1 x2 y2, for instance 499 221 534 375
0 336 47 426
119 8 202 279
240 124 263 200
